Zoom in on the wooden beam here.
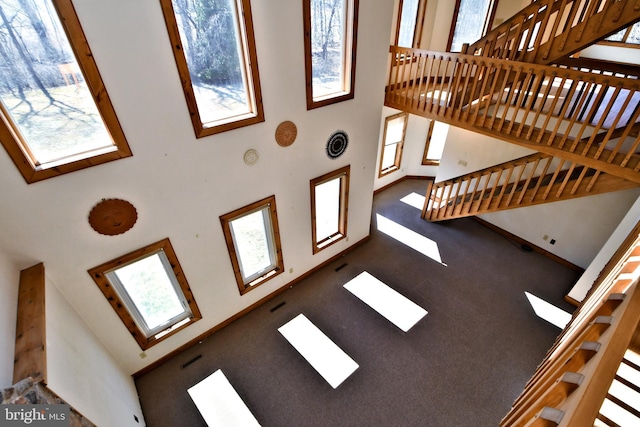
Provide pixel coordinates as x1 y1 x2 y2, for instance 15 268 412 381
13 262 47 385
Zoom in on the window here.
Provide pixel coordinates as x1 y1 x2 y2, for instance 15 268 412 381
0 0 131 184
421 119 442 165
379 112 408 177
310 165 350 254
303 0 359 109
89 238 201 350
447 0 498 52
603 22 640 46
160 0 264 137
220 195 284 295
394 0 426 48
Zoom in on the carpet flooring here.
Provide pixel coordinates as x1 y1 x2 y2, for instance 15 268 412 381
135 178 579 427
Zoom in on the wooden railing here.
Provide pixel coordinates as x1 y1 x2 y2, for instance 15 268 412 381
500 221 640 425
467 0 640 65
385 47 640 183
421 153 638 221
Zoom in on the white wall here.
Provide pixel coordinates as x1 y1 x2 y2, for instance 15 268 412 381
434 126 640 269
0 0 395 376
46 276 145 426
568 195 640 302
0 249 18 389
580 44 640 65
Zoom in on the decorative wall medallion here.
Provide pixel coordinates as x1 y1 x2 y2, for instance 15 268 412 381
243 149 259 166
89 198 137 236
275 120 297 147
326 130 348 159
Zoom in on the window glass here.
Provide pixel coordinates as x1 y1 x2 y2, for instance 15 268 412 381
0 0 130 183
605 22 640 45
379 113 408 177
311 166 349 253
397 0 420 48
304 0 359 109
89 239 201 350
220 195 284 294
448 0 497 52
107 252 186 334
229 206 276 284
161 0 264 136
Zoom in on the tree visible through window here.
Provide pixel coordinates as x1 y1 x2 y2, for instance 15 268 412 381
160 0 264 137
396 0 421 48
303 0 359 109
604 22 640 46
0 0 131 183
447 0 498 52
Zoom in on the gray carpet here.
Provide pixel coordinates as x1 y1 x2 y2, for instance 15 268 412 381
135 179 579 427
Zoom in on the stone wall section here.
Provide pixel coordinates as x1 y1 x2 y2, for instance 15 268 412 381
2 378 95 427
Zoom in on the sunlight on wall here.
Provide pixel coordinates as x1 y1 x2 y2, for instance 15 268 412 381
524 292 571 329
375 214 445 265
400 192 426 210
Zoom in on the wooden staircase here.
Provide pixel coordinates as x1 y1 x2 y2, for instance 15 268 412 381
385 0 640 222
500 222 640 426
466 0 640 65
421 153 639 221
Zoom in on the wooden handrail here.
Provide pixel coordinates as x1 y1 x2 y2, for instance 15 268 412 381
501 222 640 426
386 47 640 183
467 0 640 65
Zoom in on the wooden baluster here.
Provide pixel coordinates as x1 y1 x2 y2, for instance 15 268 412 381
429 56 444 115
517 157 541 204
558 80 596 150
621 133 640 169
545 76 581 146
421 179 433 220
569 165 590 194
495 166 515 207
443 57 458 114
474 173 492 214
511 70 538 136
543 159 565 200
471 62 492 125
413 52 427 111
543 0 570 60
489 64 513 130
463 60 483 122
447 58 466 119
506 163 527 206
565 81 598 151
528 156 554 202
422 54 436 114
585 169 601 192
465 173 482 214
480 63 503 128
485 169 504 211
438 183 453 220
536 75 567 143
604 89 639 163
592 86 623 160
436 57 451 116
497 67 523 132
577 82 609 155
404 51 417 109
455 60 474 122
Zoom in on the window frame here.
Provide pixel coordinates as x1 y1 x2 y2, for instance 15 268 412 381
394 0 427 48
310 165 350 254
220 195 284 295
88 238 201 350
159 0 265 137
601 22 640 48
421 119 440 166
303 0 360 110
0 0 131 184
378 112 408 178
446 0 498 52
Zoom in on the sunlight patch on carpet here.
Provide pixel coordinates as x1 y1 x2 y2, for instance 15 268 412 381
400 192 426 210
376 214 444 265
525 292 571 329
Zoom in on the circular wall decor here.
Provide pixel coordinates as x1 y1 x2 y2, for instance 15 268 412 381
326 130 348 159
243 148 259 166
88 198 137 236
275 120 297 147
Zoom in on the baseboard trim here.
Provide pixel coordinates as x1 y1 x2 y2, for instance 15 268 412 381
472 217 585 274
373 175 434 195
132 235 370 379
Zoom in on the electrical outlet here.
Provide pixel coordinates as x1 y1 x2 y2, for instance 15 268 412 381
550 239 556 245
